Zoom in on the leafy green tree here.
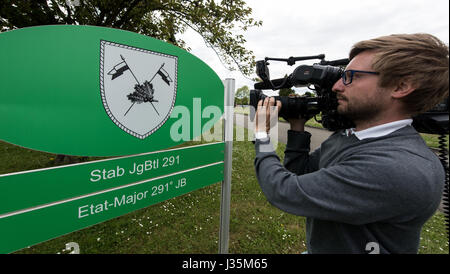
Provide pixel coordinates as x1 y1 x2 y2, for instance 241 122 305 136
235 85 249 105
0 0 261 75
304 91 315 97
278 87 295 96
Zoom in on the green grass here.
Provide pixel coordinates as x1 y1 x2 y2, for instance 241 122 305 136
1 125 448 254
419 211 449 254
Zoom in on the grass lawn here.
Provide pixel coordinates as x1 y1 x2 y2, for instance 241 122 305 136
1 124 448 254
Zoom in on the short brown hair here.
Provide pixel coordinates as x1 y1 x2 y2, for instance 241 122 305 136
349 33 449 114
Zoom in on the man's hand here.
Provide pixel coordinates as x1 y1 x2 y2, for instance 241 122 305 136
287 117 308 132
255 97 282 133
255 96 309 133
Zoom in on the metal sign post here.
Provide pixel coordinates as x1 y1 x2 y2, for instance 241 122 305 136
219 78 235 254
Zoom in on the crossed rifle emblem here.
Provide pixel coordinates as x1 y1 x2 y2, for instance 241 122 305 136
107 55 173 116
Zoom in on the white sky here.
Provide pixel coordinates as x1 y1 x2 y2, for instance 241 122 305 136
180 0 449 96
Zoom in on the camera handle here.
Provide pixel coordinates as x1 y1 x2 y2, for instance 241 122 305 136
256 55 351 91
257 55 327 90
265 54 325 66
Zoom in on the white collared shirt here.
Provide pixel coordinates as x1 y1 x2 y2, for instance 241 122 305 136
345 119 413 140
255 119 413 140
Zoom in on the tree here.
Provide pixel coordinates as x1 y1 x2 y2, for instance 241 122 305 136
278 87 295 96
304 91 315 97
235 85 249 105
0 0 261 76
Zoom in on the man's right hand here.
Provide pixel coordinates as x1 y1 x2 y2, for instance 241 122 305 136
287 117 308 132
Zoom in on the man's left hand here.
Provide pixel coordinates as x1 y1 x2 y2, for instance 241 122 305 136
255 97 282 133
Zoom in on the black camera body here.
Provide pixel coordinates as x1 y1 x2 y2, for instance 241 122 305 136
250 55 449 133
250 56 355 131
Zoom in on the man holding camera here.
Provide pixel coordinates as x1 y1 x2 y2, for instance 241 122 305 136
254 33 448 254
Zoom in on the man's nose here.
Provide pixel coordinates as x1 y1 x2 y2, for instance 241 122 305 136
332 78 345 93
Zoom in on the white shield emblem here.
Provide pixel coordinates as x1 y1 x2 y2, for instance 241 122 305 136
100 40 177 139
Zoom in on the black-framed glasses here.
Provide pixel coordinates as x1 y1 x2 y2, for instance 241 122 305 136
342 70 379 85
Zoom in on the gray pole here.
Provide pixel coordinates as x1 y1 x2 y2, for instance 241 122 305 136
219 78 235 254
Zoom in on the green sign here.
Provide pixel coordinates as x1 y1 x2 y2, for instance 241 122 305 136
0 142 224 215
0 25 228 254
0 25 224 156
0 161 223 254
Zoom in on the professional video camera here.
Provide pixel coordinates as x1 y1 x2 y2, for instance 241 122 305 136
249 54 449 239
250 54 353 131
249 54 449 133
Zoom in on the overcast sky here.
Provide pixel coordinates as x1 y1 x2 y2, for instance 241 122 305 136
180 0 449 96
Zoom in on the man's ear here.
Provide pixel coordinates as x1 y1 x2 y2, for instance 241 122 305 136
391 79 416 99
